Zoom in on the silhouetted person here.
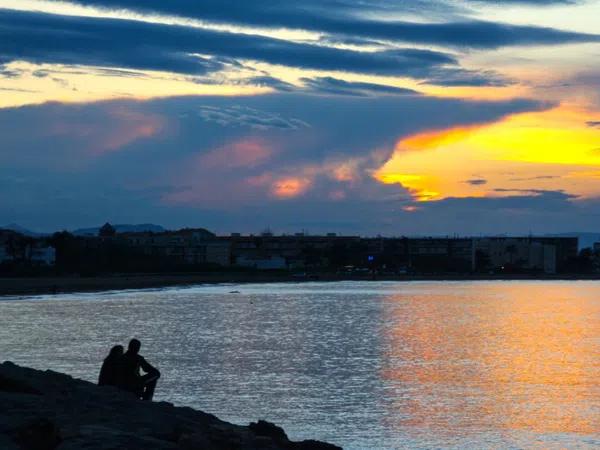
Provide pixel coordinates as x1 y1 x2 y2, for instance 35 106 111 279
119 338 160 401
98 345 124 387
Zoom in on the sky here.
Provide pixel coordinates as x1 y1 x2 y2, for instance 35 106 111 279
1 0 600 235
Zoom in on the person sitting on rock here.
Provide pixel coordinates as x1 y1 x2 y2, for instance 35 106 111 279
118 338 160 401
98 345 124 387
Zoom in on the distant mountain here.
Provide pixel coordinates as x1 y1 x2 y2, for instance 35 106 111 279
0 223 46 237
72 224 166 236
544 232 600 250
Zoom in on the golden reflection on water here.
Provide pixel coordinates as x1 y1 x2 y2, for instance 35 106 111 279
380 282 600 436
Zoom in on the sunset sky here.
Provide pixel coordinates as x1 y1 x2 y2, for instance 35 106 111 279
1 0 600 234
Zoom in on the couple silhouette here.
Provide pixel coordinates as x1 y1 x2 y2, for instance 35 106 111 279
98 338 160 401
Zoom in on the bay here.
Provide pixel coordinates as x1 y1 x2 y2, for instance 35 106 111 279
1 281 598 449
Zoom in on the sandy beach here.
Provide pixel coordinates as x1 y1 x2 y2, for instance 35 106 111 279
0 273 295 297
2 272 600 297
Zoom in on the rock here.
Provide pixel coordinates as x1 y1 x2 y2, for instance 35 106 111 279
249 420 288 441
8 418 61 450
295 439 343 450
0 362 342 450
248 421 343 450
0 434 19 450
177 432 215 450
57 425 178 450
0 365 42 395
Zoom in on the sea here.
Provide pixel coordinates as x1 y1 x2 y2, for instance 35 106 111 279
1 281 598 449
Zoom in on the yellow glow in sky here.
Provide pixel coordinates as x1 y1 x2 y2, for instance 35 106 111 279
0 62 267 108
375 107 600 202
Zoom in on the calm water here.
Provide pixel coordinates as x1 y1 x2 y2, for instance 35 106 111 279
0 281 599 449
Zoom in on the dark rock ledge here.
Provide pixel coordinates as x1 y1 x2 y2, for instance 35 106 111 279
0 362 342 450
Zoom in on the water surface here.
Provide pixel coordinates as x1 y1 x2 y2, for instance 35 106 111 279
1 281 598 449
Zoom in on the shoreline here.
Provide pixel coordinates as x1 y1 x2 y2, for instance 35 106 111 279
0 362 341 449
2 272 600 297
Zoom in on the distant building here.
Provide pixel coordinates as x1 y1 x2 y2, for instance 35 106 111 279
119 228 231 266
224 233 578 274
473 237 577 274
236 255 287 270
0 229 28 262
28 246 56 266
533 237 578 271
3 225 579 275
0 230 55 266
227 233 361 269
408 238 473 273
0 244 10 264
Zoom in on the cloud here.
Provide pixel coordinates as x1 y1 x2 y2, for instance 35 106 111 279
270 177 313 199
421 190 578 213
0 10 225 76
63 0 600 49
44 106 165 155
509 175 560 181
391 189 587 235
318 35 387 49
1 6 580 90
245 76 297 92
0 93 546 171
0 9 469 79
586 121 600 128
465 178 488 185
0 87 38 93
492 188 578 199
0 64 22 79
0 102 167 167
197 105 310 130
0 93 552 232
421 68 513 87
196 138 275 169
300 77 420 96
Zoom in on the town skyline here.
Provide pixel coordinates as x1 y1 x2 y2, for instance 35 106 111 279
0 223 585 276
2 220 600 242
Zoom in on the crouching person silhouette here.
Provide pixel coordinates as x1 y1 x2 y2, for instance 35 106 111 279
98 345 124 387
119 338 160 401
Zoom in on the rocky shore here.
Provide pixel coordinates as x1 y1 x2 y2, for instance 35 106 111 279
0 362 342 450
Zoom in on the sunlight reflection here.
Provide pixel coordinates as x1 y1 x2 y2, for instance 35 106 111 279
379 282 600 436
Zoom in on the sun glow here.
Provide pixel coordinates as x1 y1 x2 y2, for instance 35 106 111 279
375 107 600 202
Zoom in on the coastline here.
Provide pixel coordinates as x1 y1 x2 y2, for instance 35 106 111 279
0 362 341 449
2 272 600 297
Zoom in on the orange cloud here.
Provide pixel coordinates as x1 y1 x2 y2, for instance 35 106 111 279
397 125 482 152
331 162 360 182
271 177 311 198
103 108 164 152
198 138 274 169
48 106 165 155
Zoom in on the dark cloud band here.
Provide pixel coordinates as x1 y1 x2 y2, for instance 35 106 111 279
0 9 461 78
56 0 600 49
300 77 421 96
